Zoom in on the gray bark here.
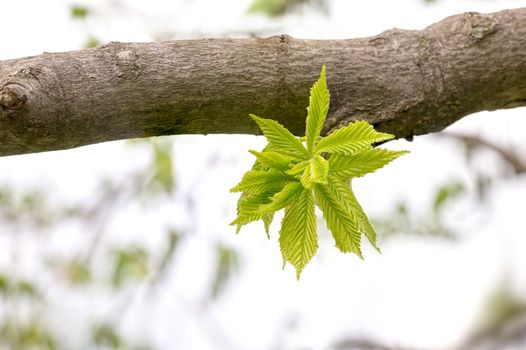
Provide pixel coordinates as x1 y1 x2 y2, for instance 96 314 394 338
1 8 525 156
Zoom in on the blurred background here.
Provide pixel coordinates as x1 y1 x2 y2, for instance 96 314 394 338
0 0 525 349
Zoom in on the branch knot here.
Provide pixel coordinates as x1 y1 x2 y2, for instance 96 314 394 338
0 86 26 111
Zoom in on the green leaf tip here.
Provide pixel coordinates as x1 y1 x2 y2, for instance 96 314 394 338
305 64 330 155
280 187 317 279
232 65 408 278
249 114 308 159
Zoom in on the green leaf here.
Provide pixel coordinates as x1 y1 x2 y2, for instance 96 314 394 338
286 160 309 176
316 120 394 155
231 66 408 278
327 175 379 251
330 148 409 179
249 143 291 171
305 65 330 154
262 213 274 234
231 192 269 224
248 150 297 171
230 170 293 194
230 192 275 235
300 163 313 189
299 155 329 189
250 114 308 159
258 182 303 213
250 145 271 171
309 155 329 184
314 182 363 257
279 187 317 279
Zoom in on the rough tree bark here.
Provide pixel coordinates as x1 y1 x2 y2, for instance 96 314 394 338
1 8 525 156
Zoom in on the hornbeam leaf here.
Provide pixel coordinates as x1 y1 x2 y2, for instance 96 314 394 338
315 120 394 155
250 114 308 159
279 187 317 279
330 148 409 179
258 182 303 213
249 150 297 171
327 175 379 251
305 65 330 155
230 170 293 194
314 183 363 257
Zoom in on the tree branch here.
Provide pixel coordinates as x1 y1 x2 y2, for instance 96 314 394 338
440 132 526 175
1 8 526 156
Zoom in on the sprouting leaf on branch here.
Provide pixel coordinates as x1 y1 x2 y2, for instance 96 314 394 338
231 65 408 279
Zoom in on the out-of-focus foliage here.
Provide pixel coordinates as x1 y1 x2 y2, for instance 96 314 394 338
92 323 122 348
433 181 465 215
85 35 101 48
248 0 328 17
151 229 180 285
375 128 526 242
0 319 57 350
111 246 149 289
0 186 76 229
373 197 455 240
64 258 92 285
0 138 241 349
70 4 102 49
71 5 90 19
0 275 40 299
249 0 310 16
150 142 176 195
456 285 526 350
91 322 153 350
482 288 525 329
210 244 240 300
332 281 526 350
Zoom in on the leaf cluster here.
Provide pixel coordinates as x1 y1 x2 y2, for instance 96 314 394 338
231 66 408 278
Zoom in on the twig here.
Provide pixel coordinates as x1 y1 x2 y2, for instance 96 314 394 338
439 132 526 174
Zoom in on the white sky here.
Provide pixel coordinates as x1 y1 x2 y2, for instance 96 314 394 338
1 1 526 349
